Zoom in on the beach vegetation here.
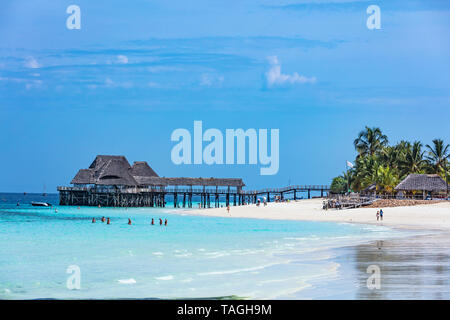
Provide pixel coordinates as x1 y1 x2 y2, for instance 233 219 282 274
332 127 449 194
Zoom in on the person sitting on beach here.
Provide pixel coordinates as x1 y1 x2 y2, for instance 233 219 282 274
101 216 105 223
376 211 380 221
159 218 163 225
380 209 383 221
164 219 167 226
107 217 110 225
92 217 96 223
151 218 154 225
128 218 132 225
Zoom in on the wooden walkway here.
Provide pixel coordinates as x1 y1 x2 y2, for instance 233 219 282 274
58 185 330 208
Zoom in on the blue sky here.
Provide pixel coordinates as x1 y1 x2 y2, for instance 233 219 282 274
0 0 449 192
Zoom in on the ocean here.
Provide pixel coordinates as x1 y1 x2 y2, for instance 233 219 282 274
0 193 419 299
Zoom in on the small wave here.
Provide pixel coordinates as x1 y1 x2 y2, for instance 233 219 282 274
153 252 163 256
175 253 192 258
155 275 173 281
117 278 136 284
197 262 285 276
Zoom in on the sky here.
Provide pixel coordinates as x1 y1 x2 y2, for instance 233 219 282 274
0 0 449 193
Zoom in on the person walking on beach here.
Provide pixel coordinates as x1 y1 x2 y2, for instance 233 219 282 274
380 209 383 221
107 217 110 225
151 218 154 225
128 218 132 225
376 211 380 221
227 205 230 214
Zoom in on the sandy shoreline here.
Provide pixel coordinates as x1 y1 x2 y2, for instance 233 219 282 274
186 199 450 231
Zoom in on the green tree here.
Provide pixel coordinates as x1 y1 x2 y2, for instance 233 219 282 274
375 165 399 194
330 176 347 194
399 141 426 177
353 126 389 158
425 139 450 176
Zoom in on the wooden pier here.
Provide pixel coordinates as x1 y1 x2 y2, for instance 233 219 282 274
58 184 330 208
57 155 330 208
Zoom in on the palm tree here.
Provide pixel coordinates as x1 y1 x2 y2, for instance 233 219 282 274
399 141 426 176
354 126 389 158
426 139 450 198
425 139 450 175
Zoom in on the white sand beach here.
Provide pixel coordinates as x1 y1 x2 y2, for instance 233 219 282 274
188 199 450 231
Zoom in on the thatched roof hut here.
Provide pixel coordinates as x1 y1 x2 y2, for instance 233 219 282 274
70 155 244 188
395 174 449 193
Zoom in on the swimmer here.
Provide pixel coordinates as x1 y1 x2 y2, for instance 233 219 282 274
151 218 154 225
77 206 80 209
107 217 110 225
128 218 132 225
164 219 167 226
92 217 96 223
101 216 105 223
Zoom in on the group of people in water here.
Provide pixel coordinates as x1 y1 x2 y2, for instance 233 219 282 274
91 216 168 226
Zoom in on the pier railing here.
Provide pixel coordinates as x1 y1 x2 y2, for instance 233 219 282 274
241 185 330 195
58 185 329 195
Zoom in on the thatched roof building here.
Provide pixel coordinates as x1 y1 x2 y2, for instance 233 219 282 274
70 155 244 188
395 174 449 193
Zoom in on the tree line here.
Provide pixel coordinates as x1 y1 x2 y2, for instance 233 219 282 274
330 127 450 194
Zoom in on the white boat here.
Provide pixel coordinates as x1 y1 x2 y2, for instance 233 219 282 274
31 201 52 207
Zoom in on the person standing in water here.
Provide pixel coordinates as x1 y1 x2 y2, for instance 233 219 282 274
128 218 132 225
101 216 105 223
151 218 154 225
159 218 163 225
164 219 167 226
107 217 110 225
92 217 96 223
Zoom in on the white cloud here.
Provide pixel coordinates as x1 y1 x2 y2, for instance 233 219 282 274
117 55 129 64
104 77 133 89
265 56 316 87
147 66 182 73
200 73 224 87
24 57 41 69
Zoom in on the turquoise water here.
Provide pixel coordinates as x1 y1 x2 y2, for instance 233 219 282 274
0 193 411 299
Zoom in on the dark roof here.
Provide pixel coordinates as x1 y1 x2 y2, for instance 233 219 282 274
395 174 449 192
137 177 245 187
89 155 129 170
130 161 159 178
70 169 94 184
362 183 377 192
95 158 137 186
72 155 137 186
70 155 244 187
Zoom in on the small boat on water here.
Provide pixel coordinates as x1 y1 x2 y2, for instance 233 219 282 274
31 201 52 207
